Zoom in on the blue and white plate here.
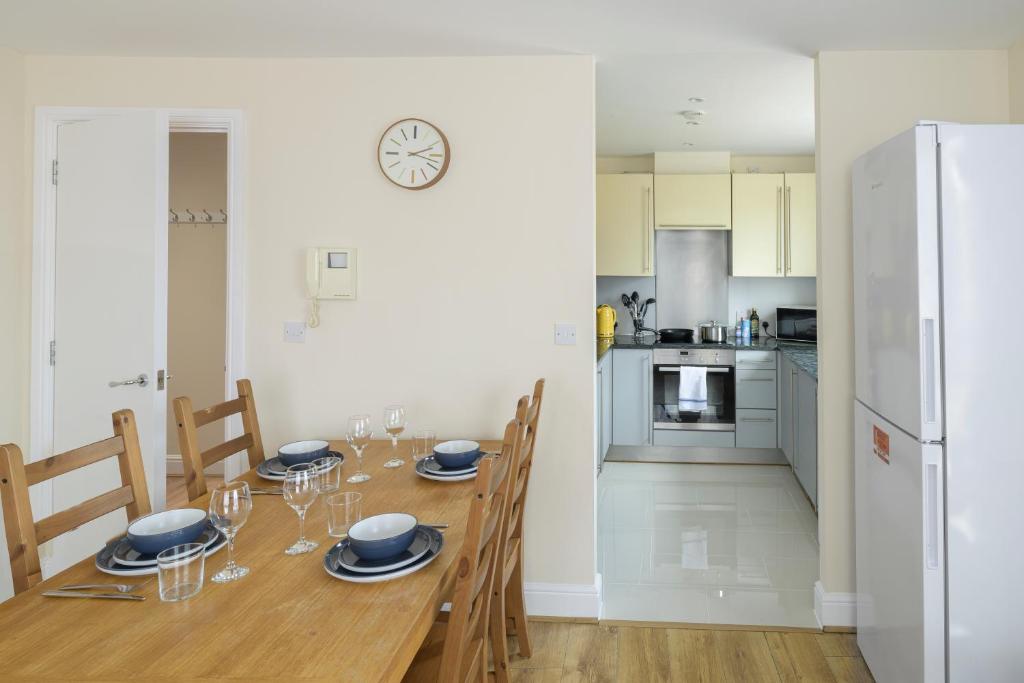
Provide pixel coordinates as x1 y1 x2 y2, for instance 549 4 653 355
415 458 478 482
113 523 220 567
258 451 344 481
337 526 433 574
323 526 443 583
95 531 227 577
421 453 483 476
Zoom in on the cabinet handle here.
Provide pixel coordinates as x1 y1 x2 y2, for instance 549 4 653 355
657 223 728 229
776 186 782 274
739 378 775 382
645 355 652 445
740 417 775 423
643 187 652 274
785 186 792 274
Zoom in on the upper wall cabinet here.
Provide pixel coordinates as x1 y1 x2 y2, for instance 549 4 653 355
597 174 654 277
654 174 732 231
731 172 816 277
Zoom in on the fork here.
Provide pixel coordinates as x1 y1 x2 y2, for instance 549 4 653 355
58 583 139 593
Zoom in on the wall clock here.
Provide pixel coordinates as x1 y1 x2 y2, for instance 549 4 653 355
377 118 451 190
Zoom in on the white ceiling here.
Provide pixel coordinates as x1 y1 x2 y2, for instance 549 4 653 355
2 0 1022 155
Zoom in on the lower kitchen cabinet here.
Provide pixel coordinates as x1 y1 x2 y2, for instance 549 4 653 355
596 352 613 474
653 430 735 448
794 369 818 506
611 349 652 446
778 354 796 464
736 409 777 448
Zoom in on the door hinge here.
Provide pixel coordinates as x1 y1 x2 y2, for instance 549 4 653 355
51 159 58 186
49 340 56 366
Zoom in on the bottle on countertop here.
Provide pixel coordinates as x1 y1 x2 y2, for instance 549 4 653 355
735 312 743 339
750 308 759 338
742 317 751 340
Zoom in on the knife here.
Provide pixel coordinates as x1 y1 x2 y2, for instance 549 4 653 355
43 590 145 601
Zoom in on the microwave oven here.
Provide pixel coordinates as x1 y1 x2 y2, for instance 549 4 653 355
776 306 817 343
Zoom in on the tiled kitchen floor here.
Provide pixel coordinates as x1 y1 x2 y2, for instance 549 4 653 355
598 462 820 628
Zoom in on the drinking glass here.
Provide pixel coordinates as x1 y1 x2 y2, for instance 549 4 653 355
326 492 362 538
314 455 342 494
208 481 252 583
157 542 205 602
382 405 406 469
346 414 373 483
283 463 320 555
412 429 436 462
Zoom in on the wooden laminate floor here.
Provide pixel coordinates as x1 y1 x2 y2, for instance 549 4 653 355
166 475 223 508
510 621 873 682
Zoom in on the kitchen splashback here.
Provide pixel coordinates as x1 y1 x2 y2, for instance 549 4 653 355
655 230 729 329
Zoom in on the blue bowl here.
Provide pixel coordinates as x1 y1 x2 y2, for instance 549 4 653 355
278 440 330 467
433 440 481 469
347 513 419 561
126 508 209 555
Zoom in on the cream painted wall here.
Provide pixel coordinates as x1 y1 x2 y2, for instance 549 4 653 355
730 155 814 173
20 55 597 589
0 47 25 603
597 153 814 174
814 50 1009 603
596 154 653 173
1011 37 1024 122
167 133 227 457
654 151 730 173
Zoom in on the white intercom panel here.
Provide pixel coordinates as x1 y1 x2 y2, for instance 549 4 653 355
306 247 357 300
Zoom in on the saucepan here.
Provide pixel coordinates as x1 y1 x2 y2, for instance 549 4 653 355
698 321 728 344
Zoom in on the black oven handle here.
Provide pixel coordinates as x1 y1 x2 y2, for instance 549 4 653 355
656 367 732 373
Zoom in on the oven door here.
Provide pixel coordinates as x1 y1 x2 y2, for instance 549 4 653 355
652 364 735 430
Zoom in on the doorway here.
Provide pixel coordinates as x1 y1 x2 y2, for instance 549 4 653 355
165 132 229 507
29 108 246 579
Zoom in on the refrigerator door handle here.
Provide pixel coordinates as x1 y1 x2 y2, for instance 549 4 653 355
925 462 939 570
921 317 938 424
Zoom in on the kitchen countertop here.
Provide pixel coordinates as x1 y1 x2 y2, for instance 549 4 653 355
596 334 817 380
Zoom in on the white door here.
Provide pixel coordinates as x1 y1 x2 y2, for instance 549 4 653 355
854 401 945 683
49 111 168 575
851 125 943 443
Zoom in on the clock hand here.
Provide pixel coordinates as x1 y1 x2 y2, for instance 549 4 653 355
407 142 438 156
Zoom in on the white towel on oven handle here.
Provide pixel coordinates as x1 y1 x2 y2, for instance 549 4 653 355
677 366 707 412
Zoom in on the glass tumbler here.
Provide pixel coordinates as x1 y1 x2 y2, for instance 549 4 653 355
157 542 205 602
326 492 362 538
412 429 436 462
315 455 342 494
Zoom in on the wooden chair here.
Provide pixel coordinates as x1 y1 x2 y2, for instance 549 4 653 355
490 379 545 680
403 409 524 683
0 409 152 595
173 378 266 502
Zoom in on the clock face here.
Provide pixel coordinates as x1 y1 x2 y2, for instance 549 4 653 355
377 118 450 190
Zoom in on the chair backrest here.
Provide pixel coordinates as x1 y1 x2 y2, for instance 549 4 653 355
0 409 152 595
438 414 521 682
507 378 544 546
493 395 529 587
173 378 266 502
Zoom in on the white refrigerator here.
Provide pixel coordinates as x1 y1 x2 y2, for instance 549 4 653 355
853 123 1024 683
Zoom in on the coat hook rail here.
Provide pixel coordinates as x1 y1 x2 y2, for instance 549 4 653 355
168 208 228 225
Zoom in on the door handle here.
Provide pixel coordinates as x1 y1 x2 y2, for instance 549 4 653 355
785 186 792 274
109 373 148 388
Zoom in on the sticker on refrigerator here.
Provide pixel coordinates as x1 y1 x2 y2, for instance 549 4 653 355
873 425 890 464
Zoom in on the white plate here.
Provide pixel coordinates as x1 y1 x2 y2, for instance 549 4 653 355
112 525 219 567
337 526 432 574
421 454 482 476
323 527 443 583
415 465 477 482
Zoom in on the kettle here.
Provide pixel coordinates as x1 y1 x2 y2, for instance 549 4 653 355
596 304 617 339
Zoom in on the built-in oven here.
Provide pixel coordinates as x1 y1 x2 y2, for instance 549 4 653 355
652 348 735 431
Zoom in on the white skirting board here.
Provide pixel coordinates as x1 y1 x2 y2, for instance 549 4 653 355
814 580 856 628
524 578 602 619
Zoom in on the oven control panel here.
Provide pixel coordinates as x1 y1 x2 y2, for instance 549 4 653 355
653 348 735 367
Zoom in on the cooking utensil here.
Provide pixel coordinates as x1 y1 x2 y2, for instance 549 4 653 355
58 583 139 593
658 328 694 344
43 591 145 601
699 321 728 343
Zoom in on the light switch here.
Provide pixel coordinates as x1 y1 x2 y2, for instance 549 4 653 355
283 321 306 343
554 323 577 346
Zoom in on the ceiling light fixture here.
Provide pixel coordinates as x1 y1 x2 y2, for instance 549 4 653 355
681 142 694 147
686 121 701 126
679 109 705 123
689 97 705 103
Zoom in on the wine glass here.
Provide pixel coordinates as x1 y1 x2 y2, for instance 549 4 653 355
283 463 320 555
208 481 252 583
346 414 373 483
382 405 406 469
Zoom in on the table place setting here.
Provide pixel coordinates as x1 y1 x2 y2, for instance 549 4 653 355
414 438 488 482
322 512 445 583
256 439 345 482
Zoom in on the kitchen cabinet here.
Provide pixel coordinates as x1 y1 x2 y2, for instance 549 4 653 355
778 354 796 465
736 409 778 448
736 369 777 409
611 349 652 446
654 174 732 231
794 369 818 507
731 172 816 277
785 173 817 276
736 351 777 448
596 352 613 474
597 174 654 276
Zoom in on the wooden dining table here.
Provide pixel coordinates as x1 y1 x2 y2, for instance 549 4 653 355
0 439 497 681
